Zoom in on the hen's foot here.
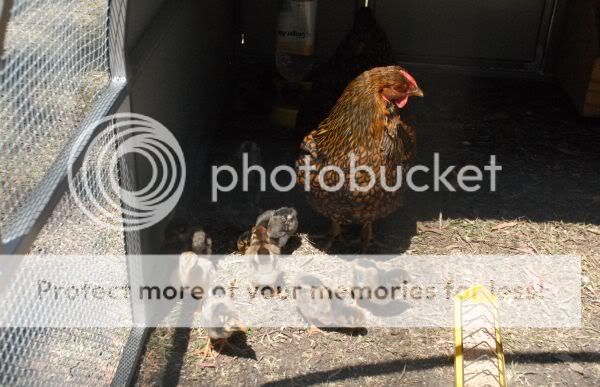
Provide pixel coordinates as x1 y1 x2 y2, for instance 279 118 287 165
307 326 325 336
350 237 386 252
357 222 386 253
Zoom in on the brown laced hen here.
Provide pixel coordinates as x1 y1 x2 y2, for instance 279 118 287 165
296 66 423 252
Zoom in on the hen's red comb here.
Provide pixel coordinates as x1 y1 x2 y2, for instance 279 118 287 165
400 69 418 87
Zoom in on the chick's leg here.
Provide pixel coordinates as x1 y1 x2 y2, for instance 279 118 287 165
199 337 215 362
200 337 235 361
307 325 325 336
212 324 247 355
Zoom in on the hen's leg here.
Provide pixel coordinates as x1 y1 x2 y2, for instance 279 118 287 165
359 222 385 253
311 221 343 250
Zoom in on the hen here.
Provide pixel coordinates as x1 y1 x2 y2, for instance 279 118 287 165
296 66 423 252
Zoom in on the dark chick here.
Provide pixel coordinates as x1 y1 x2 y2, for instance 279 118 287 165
255 210 275 229
256 207 299 249
237 230 252 254
296 66 423 252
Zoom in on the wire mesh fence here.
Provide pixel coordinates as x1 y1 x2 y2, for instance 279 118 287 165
0 0 144 385
0 0 111 238
0 185 137 384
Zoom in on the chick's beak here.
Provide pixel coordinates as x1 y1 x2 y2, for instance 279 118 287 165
230 318 248 333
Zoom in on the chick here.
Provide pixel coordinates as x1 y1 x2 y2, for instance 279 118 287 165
237 230 252 254
266 211 298 249
177 252 215 288
245 225 281 255
255 210 275 228
295 275 366 334
352 259 410 317
245 225 282 290
163 218 214 257
192 229 212 255
199 294 247 360
256 207 299 249
166 252 215 327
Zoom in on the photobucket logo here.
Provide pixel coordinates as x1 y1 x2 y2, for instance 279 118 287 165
68 113 185 231
212 153 502 202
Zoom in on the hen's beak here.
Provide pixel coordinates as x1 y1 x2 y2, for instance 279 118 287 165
410 87 424 98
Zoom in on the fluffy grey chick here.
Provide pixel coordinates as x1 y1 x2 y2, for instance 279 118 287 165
352 258 410 317
199 294 247 360
176 252 215 288
256 207 299 249
164 252 215 326
295 275 365 333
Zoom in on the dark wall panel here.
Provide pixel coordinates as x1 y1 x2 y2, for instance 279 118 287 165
126 0 167 52
126 0 234 253
239 0 556 70
375 0 547 62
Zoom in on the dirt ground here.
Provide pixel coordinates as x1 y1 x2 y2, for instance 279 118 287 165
133 69 600 386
